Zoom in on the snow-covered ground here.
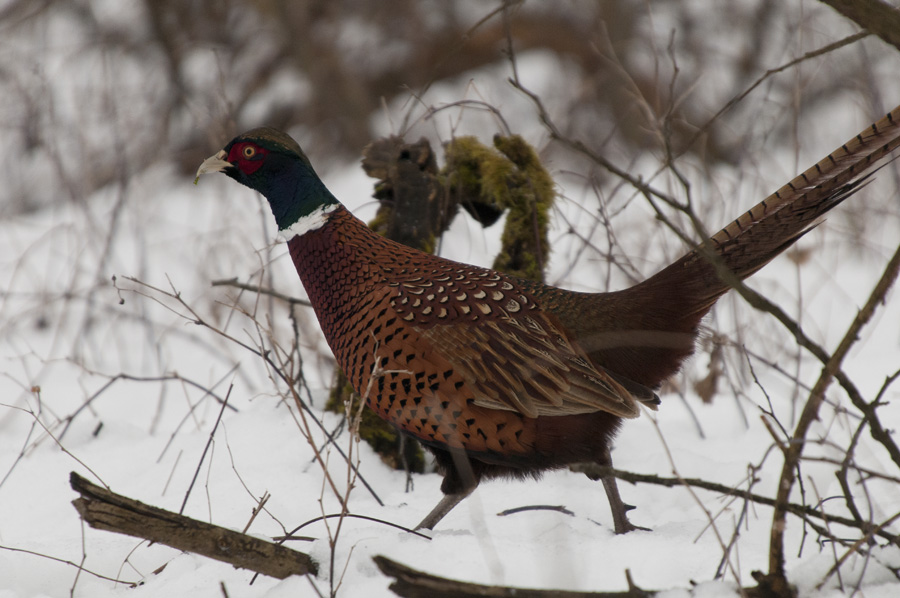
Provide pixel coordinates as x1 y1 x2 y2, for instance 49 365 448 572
2 4 900 597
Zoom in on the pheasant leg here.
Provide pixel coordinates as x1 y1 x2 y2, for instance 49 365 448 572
573 447 649 534
415 488 473 530
600 471 647 534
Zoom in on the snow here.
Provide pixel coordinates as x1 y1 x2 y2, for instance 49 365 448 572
3 5 900 598
2 128 899 596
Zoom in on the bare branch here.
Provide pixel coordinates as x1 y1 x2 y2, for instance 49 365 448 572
768 241 900 587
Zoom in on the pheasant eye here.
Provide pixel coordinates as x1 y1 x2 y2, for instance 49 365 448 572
242 145 257 159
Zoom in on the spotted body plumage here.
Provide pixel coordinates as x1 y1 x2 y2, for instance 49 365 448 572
287 206 651 464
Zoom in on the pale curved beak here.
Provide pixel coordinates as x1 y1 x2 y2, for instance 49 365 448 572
194 150 232 184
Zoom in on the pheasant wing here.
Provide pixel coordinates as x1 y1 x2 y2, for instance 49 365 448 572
415 307 652 419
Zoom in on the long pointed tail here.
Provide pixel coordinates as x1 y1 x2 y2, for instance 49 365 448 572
648 105 900 320
587 106 900 388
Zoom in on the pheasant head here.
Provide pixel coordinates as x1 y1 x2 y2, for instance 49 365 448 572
197 127 339 234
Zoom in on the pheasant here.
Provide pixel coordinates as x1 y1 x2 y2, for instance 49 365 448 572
197 106 900 533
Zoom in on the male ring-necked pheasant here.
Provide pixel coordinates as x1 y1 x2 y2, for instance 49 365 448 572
198 106 900 533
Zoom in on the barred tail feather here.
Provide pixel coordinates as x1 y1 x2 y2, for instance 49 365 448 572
651 106 900 320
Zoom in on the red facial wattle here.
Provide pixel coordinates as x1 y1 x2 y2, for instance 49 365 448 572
227 142 267 176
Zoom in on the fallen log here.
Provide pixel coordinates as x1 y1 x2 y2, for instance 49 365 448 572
69 472 317 579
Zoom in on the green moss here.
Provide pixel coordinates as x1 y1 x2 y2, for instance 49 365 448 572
443 135 556 282
367 204 392 238
419 233 436 255
443 136 514 217
325 373 355 412
492 134 555 283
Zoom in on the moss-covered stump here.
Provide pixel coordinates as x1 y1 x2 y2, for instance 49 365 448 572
443 134 555 282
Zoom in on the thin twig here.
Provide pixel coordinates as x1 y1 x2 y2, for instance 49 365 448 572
0 543 135 586
211 278 312 307
180 384 233 515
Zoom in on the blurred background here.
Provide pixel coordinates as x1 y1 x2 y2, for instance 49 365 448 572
3 0 897 213
1 1 900 595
